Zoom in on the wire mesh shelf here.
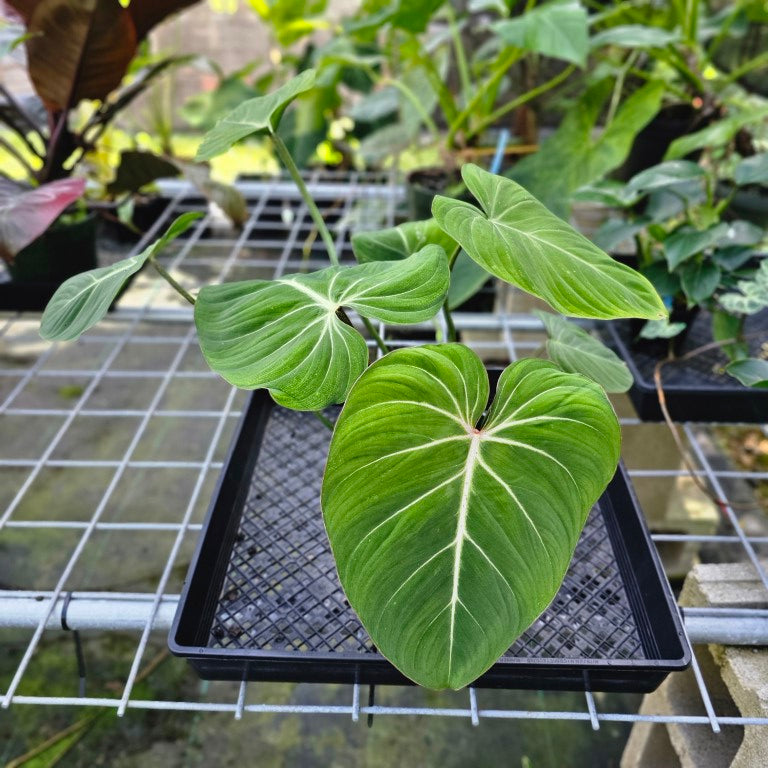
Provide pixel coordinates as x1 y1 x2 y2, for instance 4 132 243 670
0 170 767 738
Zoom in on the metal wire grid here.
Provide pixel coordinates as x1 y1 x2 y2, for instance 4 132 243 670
0 170 766 732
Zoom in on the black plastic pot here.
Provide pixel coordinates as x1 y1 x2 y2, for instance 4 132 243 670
606 310 768 423
0 214 98 311
405 168 464 220
170 383 689 693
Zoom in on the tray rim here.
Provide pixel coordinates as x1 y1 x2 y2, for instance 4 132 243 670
169 388 691 685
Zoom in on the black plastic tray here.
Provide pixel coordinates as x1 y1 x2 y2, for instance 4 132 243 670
170 388 689 693
605 310 768 423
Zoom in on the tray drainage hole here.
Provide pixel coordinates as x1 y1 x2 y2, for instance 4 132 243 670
212 625 225 640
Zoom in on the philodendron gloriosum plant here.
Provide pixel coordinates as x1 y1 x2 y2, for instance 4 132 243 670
39 71 666 690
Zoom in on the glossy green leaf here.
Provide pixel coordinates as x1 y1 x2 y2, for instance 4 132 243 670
725 358 768 388
432 165 666 320
664 224 729 270
352 218 456 263
720 220 764 247
734 153 768 187
590 24 678 48
493 0 589 66
712 310 749 361
536 311 632 393
40 213 201 341
194 247 449 410
195 70 316 161
322 344 620 689
679 260 721 305
626 161 705 195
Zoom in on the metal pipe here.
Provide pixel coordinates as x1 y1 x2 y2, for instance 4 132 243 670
2 594 768 645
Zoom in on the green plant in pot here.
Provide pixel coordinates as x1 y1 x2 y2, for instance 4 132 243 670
582 154 768 387
38 71 667 690
0 0 200 281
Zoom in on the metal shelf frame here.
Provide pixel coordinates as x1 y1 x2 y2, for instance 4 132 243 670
0 171 766 733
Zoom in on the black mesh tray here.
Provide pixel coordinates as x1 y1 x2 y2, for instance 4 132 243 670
170 392 690 693
605 310 768 423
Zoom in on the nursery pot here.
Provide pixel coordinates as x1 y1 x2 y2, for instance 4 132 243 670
170 374 689 691
8 214 97 283
405 167 464 220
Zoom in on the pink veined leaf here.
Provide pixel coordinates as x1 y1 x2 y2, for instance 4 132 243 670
0 177 85 262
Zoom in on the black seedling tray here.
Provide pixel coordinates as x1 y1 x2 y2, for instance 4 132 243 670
170 389 689 693
606 310 768 423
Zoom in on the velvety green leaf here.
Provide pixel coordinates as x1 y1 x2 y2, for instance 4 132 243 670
40 213 201 341
322 344 620 689
719 259 768 315
352 219 456 264
493 0 589 66
626 161 705 195
679 260 721 305
536 311 632 392
194 247 449 409
725 358 768 388
432 165 666 320
448 252 492 310
639 319 686 339
195 70 316 161
590 24 678 48
734 153 768 187
664 224 728 270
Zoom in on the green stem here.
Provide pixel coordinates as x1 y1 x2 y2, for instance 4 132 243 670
271 131 339 267
411 45 459 124
447 47 521 148
606 50 639 126
313 411 334 431
149 256 196 305
465 64 576 144
442 244 461 343
361 315 389 355
445 4 472 110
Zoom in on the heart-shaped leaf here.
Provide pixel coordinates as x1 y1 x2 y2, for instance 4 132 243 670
719 259 768 315
195 70 316 161
433 164 666 320
536 311 632 392
726 358 768 388
194 246 449 410
40 212 201 341
351 219 490 311
493 0 589 67
626 160 706 195
351 218 457 264
323 344 620 689
0 177 85 260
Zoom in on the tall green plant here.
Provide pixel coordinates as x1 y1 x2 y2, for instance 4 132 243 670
38 72 665 690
